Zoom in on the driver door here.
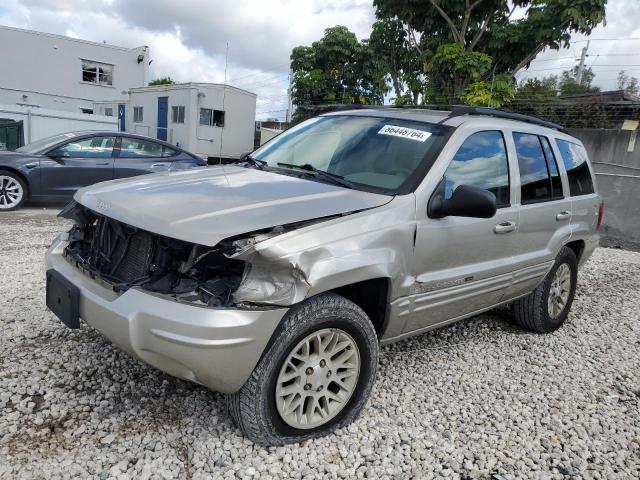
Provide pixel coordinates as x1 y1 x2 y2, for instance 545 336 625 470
403 129 520 334
39 135 116 198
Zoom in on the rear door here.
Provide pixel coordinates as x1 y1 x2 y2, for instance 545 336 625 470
554 138 600 261
405 129 520 334
39 135 116 197
114 136 177 178
504 131 573 300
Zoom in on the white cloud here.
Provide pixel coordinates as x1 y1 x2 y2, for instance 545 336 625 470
1 0 638 119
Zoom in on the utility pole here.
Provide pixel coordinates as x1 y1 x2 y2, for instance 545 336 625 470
285 68 294 125
576 40 590 85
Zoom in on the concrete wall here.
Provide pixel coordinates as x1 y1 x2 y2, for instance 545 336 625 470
568 128 640 242
0 26 148 113
0 103 118 144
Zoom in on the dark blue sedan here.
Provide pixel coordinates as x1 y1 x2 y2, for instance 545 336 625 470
0 131 207 210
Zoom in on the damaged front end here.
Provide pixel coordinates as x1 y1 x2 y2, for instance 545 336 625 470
59 202 313 308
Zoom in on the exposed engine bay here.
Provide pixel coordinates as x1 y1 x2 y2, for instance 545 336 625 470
59 202 336 308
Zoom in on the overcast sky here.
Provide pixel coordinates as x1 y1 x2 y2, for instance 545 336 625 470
1 0 639 120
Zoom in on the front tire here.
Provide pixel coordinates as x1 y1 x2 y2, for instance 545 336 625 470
228 293 379 446
513 246 578 333
0 170 27 211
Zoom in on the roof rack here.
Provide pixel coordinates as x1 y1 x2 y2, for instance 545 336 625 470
445 106 568 133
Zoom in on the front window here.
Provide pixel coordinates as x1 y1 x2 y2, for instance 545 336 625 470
442 130 510 207
81 60 113 86
251 115 451 194
52 136 116 158
119 137 175 158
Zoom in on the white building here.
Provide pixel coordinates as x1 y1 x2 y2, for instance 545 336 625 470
95 83 257 161
0 25 149 116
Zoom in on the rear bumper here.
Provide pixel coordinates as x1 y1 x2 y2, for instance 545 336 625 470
45 235 288 393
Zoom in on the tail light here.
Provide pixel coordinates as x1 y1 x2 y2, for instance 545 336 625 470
597 200 605 230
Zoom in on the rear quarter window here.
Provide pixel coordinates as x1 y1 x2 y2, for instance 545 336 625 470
555 139 595 196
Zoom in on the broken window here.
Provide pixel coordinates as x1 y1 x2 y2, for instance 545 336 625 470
199 108 224 127
213 110 225 127
81 60 113 86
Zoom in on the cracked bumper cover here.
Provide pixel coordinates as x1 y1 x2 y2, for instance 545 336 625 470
46 236 288 393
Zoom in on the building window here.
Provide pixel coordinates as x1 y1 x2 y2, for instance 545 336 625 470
104 107 113 117
81 60 113 86
213 109 225 127
80 108 94 114
172 106 185 123
200 108 213 126
133 106 143 123
199 108 225 127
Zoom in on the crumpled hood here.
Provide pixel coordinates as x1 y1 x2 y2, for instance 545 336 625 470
74 165 392 246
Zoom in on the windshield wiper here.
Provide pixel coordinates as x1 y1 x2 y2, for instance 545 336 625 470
276 163 355 189
239 154 267 170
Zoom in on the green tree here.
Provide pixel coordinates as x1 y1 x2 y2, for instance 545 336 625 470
516 76 559 101
558 66 599 96
290 26 387 112
617 70 639 96
148 76 175 86
369 18 425 104
373 0 607 103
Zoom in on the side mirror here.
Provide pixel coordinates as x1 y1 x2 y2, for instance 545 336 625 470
47 149 69 160
428 182 497 219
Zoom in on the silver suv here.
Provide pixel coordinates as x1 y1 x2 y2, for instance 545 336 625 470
45 107 602 445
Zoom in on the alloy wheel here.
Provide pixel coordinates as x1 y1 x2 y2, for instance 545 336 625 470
0 175 24 210
275 328 360 430
548 263 572 318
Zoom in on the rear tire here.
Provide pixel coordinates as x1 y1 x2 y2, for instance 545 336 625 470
513 246 578 333
227 292 378 446
0 170 27 211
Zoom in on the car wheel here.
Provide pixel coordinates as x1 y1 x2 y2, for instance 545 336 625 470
0 170 27 211
513 246 578 333
227 292 379 446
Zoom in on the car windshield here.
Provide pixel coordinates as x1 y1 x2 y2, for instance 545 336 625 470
14 132 80 154
251 115 451 194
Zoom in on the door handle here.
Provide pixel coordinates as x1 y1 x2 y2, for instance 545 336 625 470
494 221 517 234
95 162 110 166
151 163 168 168
556 211 571 221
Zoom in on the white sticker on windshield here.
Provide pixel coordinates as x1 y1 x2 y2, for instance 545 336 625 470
378 125 432 142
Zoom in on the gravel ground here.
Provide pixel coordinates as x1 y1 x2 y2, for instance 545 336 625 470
1 209 639 480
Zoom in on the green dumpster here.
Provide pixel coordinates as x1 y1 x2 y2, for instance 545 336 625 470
0 120 24 150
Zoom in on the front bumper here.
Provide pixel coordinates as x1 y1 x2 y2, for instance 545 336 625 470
45 235 288 393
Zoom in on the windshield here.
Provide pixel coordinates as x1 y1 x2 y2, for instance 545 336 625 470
15 132 79 154
252 115 451 194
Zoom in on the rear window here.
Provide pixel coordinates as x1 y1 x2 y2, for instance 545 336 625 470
555 140 595 196
513 132 552 204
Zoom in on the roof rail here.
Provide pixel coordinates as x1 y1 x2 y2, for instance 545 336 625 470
445 106 568 133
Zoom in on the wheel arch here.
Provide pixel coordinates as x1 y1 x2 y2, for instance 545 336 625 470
564 239 585 263
0 166 30 197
